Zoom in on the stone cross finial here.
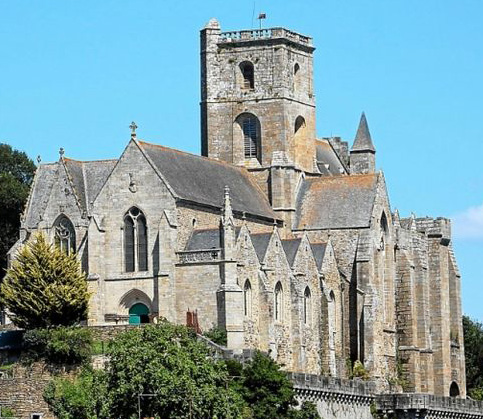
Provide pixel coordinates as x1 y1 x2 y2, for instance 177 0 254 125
59 147 65 158
37 155 41 164
129 121 138 138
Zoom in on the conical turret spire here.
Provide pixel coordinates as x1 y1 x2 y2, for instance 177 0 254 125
351 112 375 152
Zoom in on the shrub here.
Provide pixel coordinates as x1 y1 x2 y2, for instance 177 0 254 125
0 407 16 417
352 360 369 380
23 327 93 365
0 233 90 329
203 326 227 346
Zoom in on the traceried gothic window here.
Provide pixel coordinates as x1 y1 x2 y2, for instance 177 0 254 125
236 113 261 161
240 61 254 89
124 207 148 272
54 215 76 254
274 281 283 321
303 286 312 325
244 279 252 317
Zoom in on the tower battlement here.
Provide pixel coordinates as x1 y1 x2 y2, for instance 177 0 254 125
219 27 313 48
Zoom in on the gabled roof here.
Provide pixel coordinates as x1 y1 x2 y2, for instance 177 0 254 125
281 238 302 267
310 242 327 271
138 141 277 221
351 112 375 152
63 158 117 213
250 233 272 262
315 140 347 176
294 174 379 230
24 163 58 228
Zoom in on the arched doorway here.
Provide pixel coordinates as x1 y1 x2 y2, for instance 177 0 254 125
129 303 150 324
450 381 460 397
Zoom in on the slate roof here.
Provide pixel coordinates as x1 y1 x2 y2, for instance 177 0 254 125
294 174 379 230
310 242 327 271
281 238 302 266
185 227 242 251
24 163 58 228
250 233 272 262
63 158 117 212
138 141 277 221
351 112 375 152
185 228 221 250
315 140 347 176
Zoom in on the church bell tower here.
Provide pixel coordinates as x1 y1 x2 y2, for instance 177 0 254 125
200 18 317 172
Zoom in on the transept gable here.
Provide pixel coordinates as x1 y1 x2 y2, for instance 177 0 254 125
91 139 175 223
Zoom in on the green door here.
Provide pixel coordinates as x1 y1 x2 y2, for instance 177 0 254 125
129 303 149 324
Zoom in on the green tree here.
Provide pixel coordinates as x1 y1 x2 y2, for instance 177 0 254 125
463 315 483 400
105 323 243 418
0 143 36 278
0 233 89 329
239 351 299 419
44 367 109 419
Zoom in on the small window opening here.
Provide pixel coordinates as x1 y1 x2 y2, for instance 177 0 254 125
240 61 254 89
450 382 460 398
244 280 252 317
275 282 283 321
294 116 306 134
304 286 312 325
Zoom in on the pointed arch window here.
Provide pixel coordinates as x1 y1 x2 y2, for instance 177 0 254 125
244 279 252 318
274 281 284 321
54 215 76 254
124 207 148 272
240 61 254 89
303 286 312 325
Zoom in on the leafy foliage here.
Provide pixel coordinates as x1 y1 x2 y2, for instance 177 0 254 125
44 367 109 419
24 327 93 365
0 143 36 278
0 406 16 417
463 315 483 400
238 351 299 419
105 323 243 418
352 360 369 380
0 233 89 329
288 402 320 419
44 324 320 418
203 325 228 346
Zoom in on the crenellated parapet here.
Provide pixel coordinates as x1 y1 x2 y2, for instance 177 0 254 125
376 393 483 419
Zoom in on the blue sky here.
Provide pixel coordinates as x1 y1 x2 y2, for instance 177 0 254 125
1 1 482 319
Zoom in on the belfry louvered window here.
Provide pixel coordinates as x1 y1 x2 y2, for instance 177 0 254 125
243 116 259 158
124 207 148 272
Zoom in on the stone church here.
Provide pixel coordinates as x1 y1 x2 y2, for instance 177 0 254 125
9 19 466 398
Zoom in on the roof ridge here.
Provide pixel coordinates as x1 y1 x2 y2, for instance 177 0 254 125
138 140 249 172
63 157 118 163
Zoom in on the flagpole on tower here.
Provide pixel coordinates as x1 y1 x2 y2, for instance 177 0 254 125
258 12 266 30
